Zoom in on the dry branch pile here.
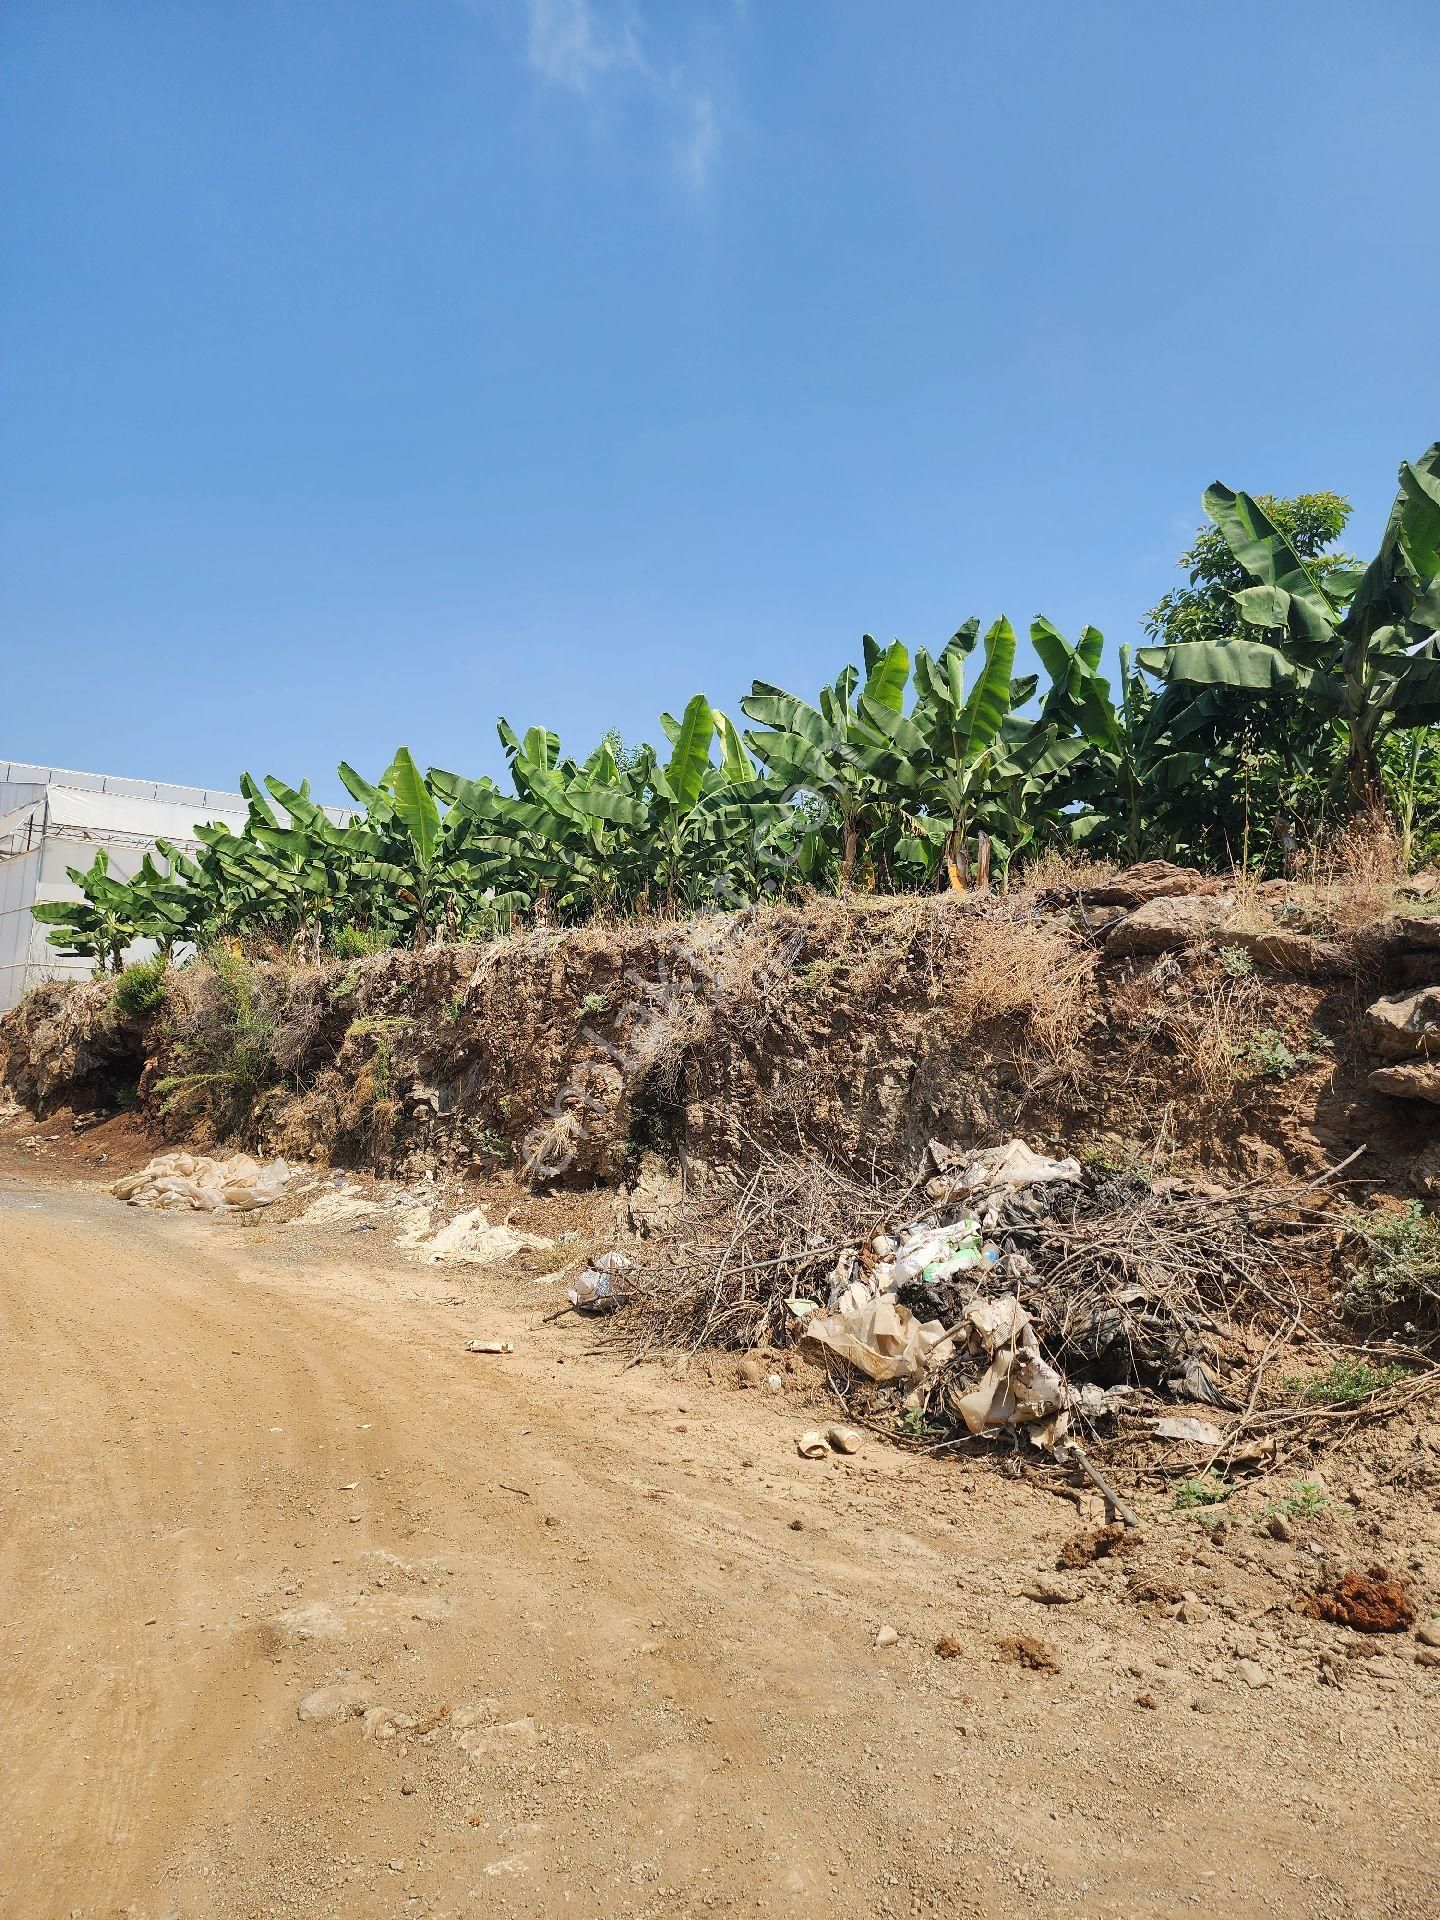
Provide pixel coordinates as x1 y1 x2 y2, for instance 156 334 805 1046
617 1139 1437 1470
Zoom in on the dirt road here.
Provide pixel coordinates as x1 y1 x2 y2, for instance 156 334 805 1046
2 1175 1436 1919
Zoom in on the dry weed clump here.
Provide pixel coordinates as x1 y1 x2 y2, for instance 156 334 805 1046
1011 847 1120 903
1293 806 1408 937
935 899 1099 1062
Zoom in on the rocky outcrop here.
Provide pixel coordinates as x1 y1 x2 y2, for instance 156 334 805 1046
1364 986 1440 1061
1105 892 1234 957
1085 861 1222 910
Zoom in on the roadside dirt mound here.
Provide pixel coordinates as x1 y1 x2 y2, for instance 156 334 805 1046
6 873 1440 1196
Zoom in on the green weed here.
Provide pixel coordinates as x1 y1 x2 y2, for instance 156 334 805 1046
1171 1471 1230 1511
1238 1028 1317 1079
331 925 392 959
1336 1200 1440 1330
156 948 279 1130
1283 1357 1410 1405
110 954 168 1020
1265 1480 1329 1519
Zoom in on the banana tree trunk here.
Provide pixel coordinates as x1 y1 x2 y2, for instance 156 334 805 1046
840 818 859 892
943 822 970 892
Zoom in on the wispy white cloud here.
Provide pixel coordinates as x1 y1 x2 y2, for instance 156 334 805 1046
519 0 720 188
523 0 640 93
676 92 718 190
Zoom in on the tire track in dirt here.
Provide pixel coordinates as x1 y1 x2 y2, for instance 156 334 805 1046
3 1179 1439 1920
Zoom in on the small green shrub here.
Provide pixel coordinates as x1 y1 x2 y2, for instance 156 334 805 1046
580 991 611 1017
898 1407 942 1441
1238 1028 1316 1079
1265 1479 1328 1519
331 925 392 960
156 948 280 1132
1172 1471 1230 1510
1284 1358 1410 1406
1337 1200 1440 1330
110 954 168 1020
1218 945 1254 978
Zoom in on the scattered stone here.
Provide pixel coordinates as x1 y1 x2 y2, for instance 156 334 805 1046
1134 1691 1159 1710
1022 1573 1083 1605
1105 892 1234 957
1235 1659 1272 1690
1085 861 1218 909
874 1624 900 1650
1265 1514 1294 1543
1416 1648 1440 1670
1369 1061 1440 1104
1417 1622 1440 1649
934 1635 964 1660
273 1601 347 1643
297 1676 371 1723
1178 1595 1212 1626
1394 914 1440 951
1365 986 1440 1060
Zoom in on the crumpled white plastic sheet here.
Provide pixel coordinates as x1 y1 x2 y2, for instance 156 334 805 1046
800 1295 955 1384
110 1151 295 1214
950 1292 1070 1445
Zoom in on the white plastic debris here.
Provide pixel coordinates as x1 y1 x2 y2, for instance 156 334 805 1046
1152 1415 1224 1446
566 1256 634 1314
110 1151 296 1215
800 1295 955 1384
927 1138 1081 1215
417 1207 554 1267
951 1293 1069 1444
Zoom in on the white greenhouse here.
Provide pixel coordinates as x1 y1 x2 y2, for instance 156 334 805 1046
0 759 253 1012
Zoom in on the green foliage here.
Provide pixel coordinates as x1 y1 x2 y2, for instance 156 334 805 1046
1140 447 1440 808
1146 493 1354 651
331 925 393 960
1172 1471 1230 1510
1284 1358 1410 1405
110 954 168 1020
29 442 1440 959
1265 1480 1329 1519
156 948 279 1131
1336 1200 1440 1332
1218 945 1254 978
1237 1028 1316 1079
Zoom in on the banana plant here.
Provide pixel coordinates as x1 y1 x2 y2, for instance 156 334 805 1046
741 638 911 889
858 618 1040 888
337 748 507 945
30 849 143 973
1138 444 1440 805
1031 619 1209 860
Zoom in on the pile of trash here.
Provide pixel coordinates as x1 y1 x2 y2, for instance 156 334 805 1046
754 1136 1313 1460
110 1150 299 1214
792 1141 1089 1447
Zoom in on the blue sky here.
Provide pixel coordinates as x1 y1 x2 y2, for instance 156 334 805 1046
3 0 1437 803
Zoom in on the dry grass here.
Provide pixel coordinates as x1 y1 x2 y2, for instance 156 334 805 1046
1012 848 1120 902
1292 806 1408 936
937 898 1099 1062
618 1145 920 1357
